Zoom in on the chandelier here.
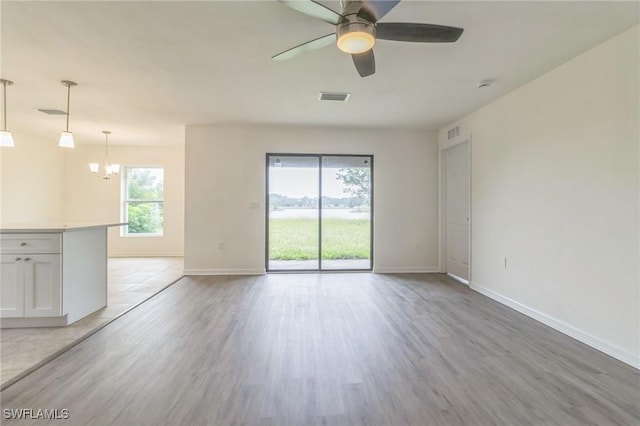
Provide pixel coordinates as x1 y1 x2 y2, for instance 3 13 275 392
89 131 120 179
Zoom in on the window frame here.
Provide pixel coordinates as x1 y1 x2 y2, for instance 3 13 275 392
121 165 165 237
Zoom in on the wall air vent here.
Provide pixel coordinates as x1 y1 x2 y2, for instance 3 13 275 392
38 109 67 115
447 126 460 140
319 92 350 102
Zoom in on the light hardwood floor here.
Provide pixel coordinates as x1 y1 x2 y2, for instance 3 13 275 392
1 273 638 425
0 257 183 387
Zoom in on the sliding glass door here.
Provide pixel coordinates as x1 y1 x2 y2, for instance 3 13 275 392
266 154 373 272
320 156 372 270
267 155 320 270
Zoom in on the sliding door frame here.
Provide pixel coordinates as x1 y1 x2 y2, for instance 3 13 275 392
265 153 374 273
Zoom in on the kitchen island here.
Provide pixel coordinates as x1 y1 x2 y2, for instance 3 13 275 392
0 223 125 328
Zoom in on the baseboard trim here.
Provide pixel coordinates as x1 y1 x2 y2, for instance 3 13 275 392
470 281 640 369
447 273 469 285
373 266 439 274
1 315 69 329
183 268 266 276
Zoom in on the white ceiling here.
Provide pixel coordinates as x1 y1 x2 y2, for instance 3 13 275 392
1 1 638 146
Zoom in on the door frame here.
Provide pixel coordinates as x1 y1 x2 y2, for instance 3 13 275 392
439 134 472 284
265 153 374 273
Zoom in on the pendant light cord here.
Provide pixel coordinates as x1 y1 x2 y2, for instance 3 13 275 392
2 81 6 131
65 83 71 132
103 131 112 167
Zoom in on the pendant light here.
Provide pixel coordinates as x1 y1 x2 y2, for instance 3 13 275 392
59 80 77 148
90 131 120 179
0 79 15 147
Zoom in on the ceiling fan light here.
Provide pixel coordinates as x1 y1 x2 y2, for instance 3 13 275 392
337 31 375 54
0 130 15 147
59 131 75 148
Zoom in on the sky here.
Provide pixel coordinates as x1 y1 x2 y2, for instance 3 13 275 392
269 167 349 198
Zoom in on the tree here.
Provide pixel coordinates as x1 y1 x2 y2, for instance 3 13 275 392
335 168 370 206
127 203 163 233
127 169 163 200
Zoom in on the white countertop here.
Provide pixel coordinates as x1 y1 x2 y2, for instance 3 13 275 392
0 223 127 233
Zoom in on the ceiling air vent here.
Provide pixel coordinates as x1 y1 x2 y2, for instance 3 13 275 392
319 92 350 102
38 109 67 115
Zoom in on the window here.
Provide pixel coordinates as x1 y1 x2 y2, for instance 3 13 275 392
122 167 164 236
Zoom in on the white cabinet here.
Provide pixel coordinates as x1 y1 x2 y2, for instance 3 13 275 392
0 235 62 320
1 225 117 328
0 255 24 318
23 254 62 317
0 234 61 254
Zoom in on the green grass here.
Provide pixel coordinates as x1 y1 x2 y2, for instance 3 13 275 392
269 218 370 260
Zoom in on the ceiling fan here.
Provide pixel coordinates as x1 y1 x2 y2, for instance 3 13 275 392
272 0 464 77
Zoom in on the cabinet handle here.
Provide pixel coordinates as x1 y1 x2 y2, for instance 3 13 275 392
15 257 22 261
20 242 27 246
24 257 31 261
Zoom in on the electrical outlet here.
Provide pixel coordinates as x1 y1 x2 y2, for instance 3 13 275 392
218 241 224 250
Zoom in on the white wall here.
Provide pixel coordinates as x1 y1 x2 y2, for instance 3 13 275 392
439 26 639 367
1 139 185 257
0 134 65 224
184 125 439 274
63 145 184 257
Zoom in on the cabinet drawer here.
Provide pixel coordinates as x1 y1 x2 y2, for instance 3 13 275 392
0 234 61 254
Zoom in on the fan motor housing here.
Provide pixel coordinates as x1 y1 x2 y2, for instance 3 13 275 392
337 13 376 53
337 20 376 39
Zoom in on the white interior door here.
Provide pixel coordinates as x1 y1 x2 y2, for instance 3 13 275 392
445 140 470 281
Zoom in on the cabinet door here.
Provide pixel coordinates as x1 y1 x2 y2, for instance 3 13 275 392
0 255 25 318
23 254 61 317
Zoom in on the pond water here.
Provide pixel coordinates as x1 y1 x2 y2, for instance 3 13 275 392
269 208 370 220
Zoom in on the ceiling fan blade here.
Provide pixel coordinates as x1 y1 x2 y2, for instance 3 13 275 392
272 33 336 61
357 0 400 22
352 50 375 77
376 23 464 43
277 0 341 25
